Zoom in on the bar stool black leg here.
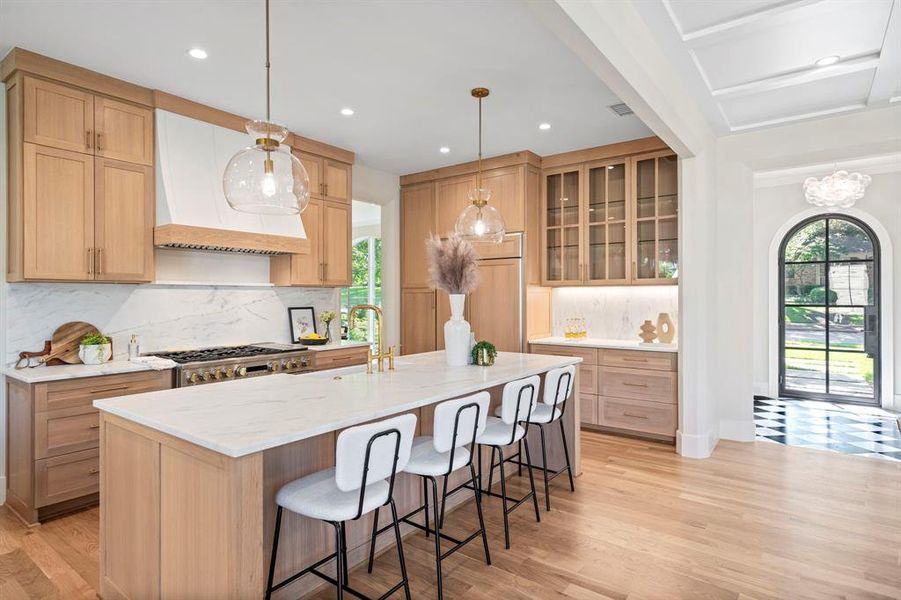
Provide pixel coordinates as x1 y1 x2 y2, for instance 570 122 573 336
517 440 523 477
469 463 491 566
340 522 349 584
522 438 541 523
389 498 412 600
487 446 498 493
497 446 511 549
539 424 551 511
366 506 380 573
423 477 430 538
428 476 444 599
332 521 345 600
265 506 283 600
560 419 575 492
439 475 449 528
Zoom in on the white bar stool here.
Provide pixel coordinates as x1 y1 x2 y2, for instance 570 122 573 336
265 413 417 600
496 365 576 511
366 392 491 600
474 376 542 549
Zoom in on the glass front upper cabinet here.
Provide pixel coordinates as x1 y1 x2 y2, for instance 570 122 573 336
633 151 678 283
544 168 583 284
585 159 629 284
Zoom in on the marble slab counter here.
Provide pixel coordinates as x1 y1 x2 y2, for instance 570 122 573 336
3 360 170 384
530 336 678 353
94 350 581 458
301 340 370 352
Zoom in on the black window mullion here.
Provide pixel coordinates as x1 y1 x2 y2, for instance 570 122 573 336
825 218 831 395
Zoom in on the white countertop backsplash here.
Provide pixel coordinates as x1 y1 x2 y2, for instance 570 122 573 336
551 285 679 341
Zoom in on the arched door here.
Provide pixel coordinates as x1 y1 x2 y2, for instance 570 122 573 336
779 215 880 404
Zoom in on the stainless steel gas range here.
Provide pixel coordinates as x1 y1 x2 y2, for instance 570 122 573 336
150 343 312 387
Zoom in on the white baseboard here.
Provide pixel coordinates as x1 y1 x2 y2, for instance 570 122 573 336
676 429 718 459
719 419 756 442
0 476 6 505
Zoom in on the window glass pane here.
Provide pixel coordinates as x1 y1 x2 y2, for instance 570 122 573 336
784 307 825 349
784 219 825 262
828 219 873 260
828 351 874 398
783 263 826 304
829 262 874 306
784 349 826 394
828 308 864 351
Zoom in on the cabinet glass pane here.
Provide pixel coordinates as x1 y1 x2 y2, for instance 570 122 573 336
588 167 605 223
563 226 580 280
588 225 605 280
829 262 875 306
658 218 677 278
609 222 627 279
637 220 656 279
562 171 580 226
608 164 626 221
546 174 561 227
658 155 677 217
636 159 655 218
546 229 561 281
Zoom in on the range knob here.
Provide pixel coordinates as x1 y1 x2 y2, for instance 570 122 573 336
236 366 247 377
201 370 212 382
269 361 281 372
212 369 223 380
187 371 199 384
287 359 298 370
225 367 235 378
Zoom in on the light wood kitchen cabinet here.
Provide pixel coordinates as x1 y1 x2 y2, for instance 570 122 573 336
93 96 154 166
469 257 522 352
401 288 436 355
270 199 351 287
6 369 173 524
632 151 678 283
436 174 475 235
94 158 154 281
23 76 94 154
22 143 94 281
324 159 352 204
542 166 583 285
480 166 525 233
401 183 436 288
297 153 323 200
585 159 630 284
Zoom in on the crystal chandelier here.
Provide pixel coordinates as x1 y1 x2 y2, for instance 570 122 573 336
803 170 871 209
455 87 506 244
223 0 310 215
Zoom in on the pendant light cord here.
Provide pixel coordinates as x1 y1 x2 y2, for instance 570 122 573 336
477 95 482 191
265 0 271 123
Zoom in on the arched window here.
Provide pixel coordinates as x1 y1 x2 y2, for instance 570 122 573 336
779 215 880 404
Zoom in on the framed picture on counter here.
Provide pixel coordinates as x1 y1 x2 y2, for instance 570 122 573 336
288 306 316 342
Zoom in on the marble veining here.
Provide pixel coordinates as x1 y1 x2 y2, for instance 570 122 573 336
3 360 170 384
94 351 581 458
552 286 678 341
4 283 338 364
530 337 678 352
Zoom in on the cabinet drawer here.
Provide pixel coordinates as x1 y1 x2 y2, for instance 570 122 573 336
35 448 100 508
530 344 598 365
599 366 677 404
579 364 598 396
599 349 676 371
580 394 598 426
35 406 99 459
598 397 676 437
313 347 370 370
35 370 173 412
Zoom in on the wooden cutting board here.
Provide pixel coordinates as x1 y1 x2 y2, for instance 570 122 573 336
50 321 100 365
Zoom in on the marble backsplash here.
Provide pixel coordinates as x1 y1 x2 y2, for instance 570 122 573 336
551 286 679 341
4 283 339 363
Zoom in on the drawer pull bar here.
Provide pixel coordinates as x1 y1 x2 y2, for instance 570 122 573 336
89 385 130 394
89 424 100 429
623 412 649 419
88 469 100 475
623 357 648 363
622 382 649 388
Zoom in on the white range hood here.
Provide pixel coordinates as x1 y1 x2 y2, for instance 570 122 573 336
154 109 308 255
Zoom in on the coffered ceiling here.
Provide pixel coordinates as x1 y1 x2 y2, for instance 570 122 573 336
635 0 901 133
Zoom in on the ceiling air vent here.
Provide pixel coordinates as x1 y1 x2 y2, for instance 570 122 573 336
609 103 633 117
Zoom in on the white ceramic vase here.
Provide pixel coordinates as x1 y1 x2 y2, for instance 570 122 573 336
79 343 112 365
444 294 471 367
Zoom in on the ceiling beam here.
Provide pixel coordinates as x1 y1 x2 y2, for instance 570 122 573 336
668 0 823 44
868 0 901 105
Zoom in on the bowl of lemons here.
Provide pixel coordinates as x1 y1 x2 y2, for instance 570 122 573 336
298 332 329 346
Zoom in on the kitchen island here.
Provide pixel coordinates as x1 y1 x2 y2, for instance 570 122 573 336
94 350 582 600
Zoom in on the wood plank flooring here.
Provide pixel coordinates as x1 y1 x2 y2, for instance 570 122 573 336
1 431 899 599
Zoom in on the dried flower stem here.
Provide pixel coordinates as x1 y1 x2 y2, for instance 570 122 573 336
426 234 481 295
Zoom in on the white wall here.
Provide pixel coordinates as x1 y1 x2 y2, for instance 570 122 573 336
752 170 901 409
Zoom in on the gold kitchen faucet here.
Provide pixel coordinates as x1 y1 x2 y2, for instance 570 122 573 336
348 304 395 373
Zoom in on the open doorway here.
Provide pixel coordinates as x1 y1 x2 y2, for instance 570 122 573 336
340 200 382 345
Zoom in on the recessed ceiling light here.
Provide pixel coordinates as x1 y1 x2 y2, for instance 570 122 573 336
538 122 551 130
188 48 208 60
607 165 615 170
340 107 355 116
439 146 450 154
815 55 840 67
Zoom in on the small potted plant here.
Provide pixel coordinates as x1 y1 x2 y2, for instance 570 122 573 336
472 341 497 367
79 333 112 365
319 311 336 342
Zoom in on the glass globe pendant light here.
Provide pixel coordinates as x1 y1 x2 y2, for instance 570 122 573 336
455 87 506 244
223 0 309 215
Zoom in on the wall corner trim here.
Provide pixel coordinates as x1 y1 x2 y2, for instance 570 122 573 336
676 429 718 459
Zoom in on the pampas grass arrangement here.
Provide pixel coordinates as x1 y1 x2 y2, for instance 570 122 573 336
426 234 481 295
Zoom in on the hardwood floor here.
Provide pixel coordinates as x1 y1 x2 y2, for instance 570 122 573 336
1 431 899 599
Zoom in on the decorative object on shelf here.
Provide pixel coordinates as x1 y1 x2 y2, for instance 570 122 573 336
656 312 675 344
288 306 316 342
638 320 658 344
128 334 140 360
79 332 112 365
803 170 872 208
222 0 310 216
426 234 481 366
564 316 587 339
472 341 497 366
455 87 506 244
318 310 336 342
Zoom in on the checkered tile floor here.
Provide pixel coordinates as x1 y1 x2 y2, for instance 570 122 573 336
755 397 901 462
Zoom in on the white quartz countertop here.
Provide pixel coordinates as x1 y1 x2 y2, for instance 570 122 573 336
530 336 678 353
303 341 370 352
3 360 170 384
94 351 581 458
